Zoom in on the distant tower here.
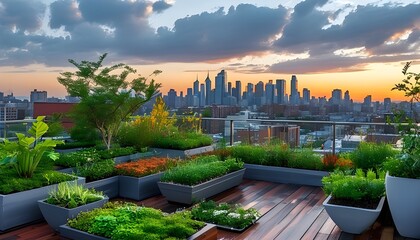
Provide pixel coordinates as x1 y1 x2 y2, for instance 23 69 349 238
200 83 205 107
167 89 177 109
227 82 232 96
246 83 254 106
30 89 47 102
235 80 242 103
205 72 211 105
193 76 199 96
265 80 274 105
255 81 265 106
331 89 342 105
276 79 286 104
290 75 298 105
215 70 227 105
303 88 310 104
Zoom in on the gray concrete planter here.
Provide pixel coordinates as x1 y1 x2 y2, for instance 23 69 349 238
0 177 85 232
243 164 329 187
151 145 214 159
85 176 119 199
59 223 217 240
158 169 245 205
386 174 420 239
113 151 155 164
323 195 385 234
37 196 108 231
119 172 163 200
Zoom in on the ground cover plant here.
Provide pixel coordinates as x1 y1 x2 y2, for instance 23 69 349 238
288 149 324 171
115 157 177 177
231 144 291 167
75 159 115 182
67 202 205 240
152 131 212 150
349 142 397 170
191 200 260 230
322 169 385 209
160 155 243 186
45 181 105 208
55 141 97 150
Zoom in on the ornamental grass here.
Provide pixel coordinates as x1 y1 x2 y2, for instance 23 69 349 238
115 157 177 177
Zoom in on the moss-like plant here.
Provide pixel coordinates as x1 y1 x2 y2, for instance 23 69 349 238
67 202 205 239
161 155 243 186
75 159 115 182
322 169 385 208
288 149 324 170
46 181 105 208
349 142 397 170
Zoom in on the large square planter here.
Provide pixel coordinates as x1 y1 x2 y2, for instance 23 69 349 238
151 145 214 159
158 169 245 205
243 164 329 187
386 174 420 239
85 176 119 199
323 195 385 234
119 172 163 200
37 196 109 231
59 223 217 240
0 177 85 232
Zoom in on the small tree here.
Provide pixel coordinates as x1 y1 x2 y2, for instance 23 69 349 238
58 53 161 149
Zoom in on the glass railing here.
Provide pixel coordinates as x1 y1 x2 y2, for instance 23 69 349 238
0 119 36 140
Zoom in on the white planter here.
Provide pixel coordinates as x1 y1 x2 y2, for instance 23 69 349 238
323 195 385 234
386 174 420 239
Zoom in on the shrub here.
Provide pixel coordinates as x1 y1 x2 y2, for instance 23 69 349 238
322 153 338 171
231 144 291 167
288 149 324 170
115 157 177 177
55 141 97 150
117 121 155 150
55 148 101 167
152 132 212 150
67 202 205 239
322 169 385 208
191 200 260 230
75 159 115 182
350 142 397 170
46 181 105 208
161 155 243 186
98 147 137 159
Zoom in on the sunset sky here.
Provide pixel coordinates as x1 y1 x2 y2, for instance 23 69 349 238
0 0 419 102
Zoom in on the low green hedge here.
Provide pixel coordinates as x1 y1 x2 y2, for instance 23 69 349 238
152 132 212 150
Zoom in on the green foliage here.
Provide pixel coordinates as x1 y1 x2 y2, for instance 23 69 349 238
75 159 115 182
349 142 397 170
46 181 105 208
57 53 161 149
0 116 64 178
191 200 260 229
231 144 291 167
161 155 243 186
55 141 97 150
43 113 65 137
67 202 205 239
98 147 136 159
392 62 420 105
322 169 385 203
117 121 154 150
152 132 212 150
70 121 99 143
288 149 324 170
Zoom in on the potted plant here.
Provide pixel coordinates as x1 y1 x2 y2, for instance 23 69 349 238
383 61 420 239
60 202 217 240
116 157 177 200
322 169 385 234
0 116 82 231
158 155 244 204
191 200 260 231
38 181 108 231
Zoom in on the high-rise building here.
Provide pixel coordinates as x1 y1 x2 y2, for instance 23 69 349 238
200 84 205 107
331 89 342 105
30 89 47 102
186 88 193 106
276 79 286 104
205 73 211 105
384 98 391 112
255 81 265 106
235 80 241 103
246 83 254 106
265 80 274 105
227 82 232 96
215 70 227 105
290 75 299 105
303 88 310 104
167 89 177 109
193 78 199 97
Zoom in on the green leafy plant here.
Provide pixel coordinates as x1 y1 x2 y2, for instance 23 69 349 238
191 200 260 230
46 181 105 208
288 149 324 170
75 159 115 182
161 155 243 186
350 142 397 170
0 116 64 178
67 202 205 239
55 148 101 167
55 141 97 150
322 169 385 209
152 131 212 150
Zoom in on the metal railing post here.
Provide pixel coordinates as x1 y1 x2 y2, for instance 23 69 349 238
230 120 234 146
332 123 336 155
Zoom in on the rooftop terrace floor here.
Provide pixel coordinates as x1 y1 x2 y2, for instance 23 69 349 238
0 179 411 240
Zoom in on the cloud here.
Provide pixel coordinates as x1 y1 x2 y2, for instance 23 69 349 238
152 0 172 13
49 0 82 31
0 0 45 32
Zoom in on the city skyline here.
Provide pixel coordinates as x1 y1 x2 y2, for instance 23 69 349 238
0 0 419 101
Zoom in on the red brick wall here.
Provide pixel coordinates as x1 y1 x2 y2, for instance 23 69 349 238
33 102 76 129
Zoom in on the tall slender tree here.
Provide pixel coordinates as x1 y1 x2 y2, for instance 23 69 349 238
58 53 161 149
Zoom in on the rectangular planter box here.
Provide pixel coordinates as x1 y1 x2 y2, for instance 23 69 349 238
85 176 119 199
119 172 163 200
243 164 328 187
59 223 217 240
0 177 85 232
113 151 155 164
38 196 109 231
151 145 214 159
158 169 245 205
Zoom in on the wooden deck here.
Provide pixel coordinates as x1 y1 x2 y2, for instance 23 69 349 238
0 180 404 240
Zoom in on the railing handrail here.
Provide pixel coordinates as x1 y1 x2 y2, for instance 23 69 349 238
0 119 36 124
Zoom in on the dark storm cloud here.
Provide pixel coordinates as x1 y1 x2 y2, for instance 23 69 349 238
0 0 45 32
49 0 82 31
153 1 172 13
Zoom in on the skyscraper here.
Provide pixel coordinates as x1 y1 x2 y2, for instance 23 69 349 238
290 75 298 105
215 70 227 105
265 80 274 105
200 83 205 107
276 79 286 104
193 78 199 96
205 73 211 105
30 89 47 102
303 88 310 104
331 89 342 105
167 89 177 109
227 82 232 96
235 80 242 103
